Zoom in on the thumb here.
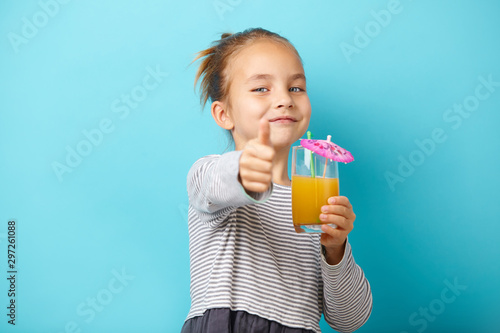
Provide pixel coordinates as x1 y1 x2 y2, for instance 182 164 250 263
258 118 272 146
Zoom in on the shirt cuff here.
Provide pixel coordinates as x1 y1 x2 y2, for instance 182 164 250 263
320 239 352 277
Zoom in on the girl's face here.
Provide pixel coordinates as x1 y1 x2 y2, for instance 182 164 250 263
222 39 311 151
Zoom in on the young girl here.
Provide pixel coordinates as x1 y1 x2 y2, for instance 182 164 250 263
182 28 372 333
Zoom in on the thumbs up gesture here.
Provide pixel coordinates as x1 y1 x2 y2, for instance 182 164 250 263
239 118 276 193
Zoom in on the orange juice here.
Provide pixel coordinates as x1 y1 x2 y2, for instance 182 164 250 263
291 175 339 233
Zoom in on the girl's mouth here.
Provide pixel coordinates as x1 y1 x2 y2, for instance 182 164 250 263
269 116 297 123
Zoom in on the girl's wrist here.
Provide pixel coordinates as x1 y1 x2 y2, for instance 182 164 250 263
323 240 346 265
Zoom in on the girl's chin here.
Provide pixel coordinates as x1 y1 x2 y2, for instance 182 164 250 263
271 129 303 144
271 138 300 150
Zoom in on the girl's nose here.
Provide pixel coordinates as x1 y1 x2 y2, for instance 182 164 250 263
275 90 294 109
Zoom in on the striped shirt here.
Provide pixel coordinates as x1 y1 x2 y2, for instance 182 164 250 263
185 151 372 333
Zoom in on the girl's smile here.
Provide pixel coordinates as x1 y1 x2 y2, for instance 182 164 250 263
269 115 298 124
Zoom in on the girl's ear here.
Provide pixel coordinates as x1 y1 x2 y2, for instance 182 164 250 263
211 101 234 130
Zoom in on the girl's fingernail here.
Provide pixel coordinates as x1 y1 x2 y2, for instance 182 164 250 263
321 206 328 213
320 214 327 220
328 198 335 205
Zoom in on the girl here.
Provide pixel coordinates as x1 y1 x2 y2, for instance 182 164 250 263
182 28 372 333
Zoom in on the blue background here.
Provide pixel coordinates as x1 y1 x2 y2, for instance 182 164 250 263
1 0 499 332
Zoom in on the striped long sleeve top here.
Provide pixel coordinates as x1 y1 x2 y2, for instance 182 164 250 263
185 150 372 333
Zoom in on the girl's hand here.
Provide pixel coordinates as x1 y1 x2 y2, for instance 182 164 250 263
239 118 275 193
319 196 356 265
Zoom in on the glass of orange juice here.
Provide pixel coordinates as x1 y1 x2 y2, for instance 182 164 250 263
291 146 339 233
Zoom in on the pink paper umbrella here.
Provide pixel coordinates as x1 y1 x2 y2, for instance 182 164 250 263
300 135 354 164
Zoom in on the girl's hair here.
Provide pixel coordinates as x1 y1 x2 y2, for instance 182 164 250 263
193 27 301 108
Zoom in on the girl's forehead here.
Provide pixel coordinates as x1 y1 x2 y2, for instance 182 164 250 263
226 40 304 80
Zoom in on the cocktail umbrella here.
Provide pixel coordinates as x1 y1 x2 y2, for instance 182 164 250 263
300 135 354 177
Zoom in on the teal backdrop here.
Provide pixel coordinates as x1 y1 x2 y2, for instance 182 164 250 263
1 0 499 332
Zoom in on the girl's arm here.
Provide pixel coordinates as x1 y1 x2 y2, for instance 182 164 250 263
321 241 373 333
187 151 273 228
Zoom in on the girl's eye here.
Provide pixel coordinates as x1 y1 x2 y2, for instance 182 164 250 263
253 87 269 92
289 87 304 92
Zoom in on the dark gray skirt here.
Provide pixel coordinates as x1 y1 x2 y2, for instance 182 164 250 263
181 308 315 333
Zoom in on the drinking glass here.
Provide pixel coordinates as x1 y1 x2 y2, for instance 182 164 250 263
291 146 339 233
